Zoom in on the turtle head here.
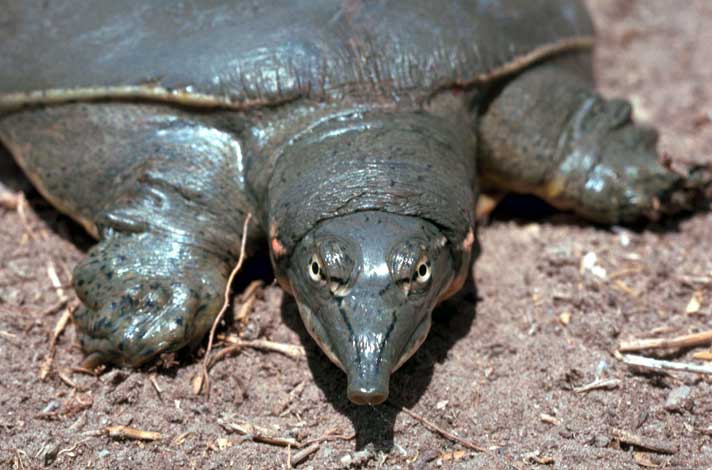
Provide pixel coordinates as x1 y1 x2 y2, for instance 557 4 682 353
282 211 461 405
267 111 477 405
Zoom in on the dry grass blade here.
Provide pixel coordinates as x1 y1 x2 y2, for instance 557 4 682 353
196 213 252 396
619 329 712 352
573 378 621 393
106 425 162 441
611 428 677 454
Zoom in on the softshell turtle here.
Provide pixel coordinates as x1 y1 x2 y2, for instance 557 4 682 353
0 0 708 405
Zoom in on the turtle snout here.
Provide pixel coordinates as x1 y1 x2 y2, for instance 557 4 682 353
344 334 392 405
347 372 389 405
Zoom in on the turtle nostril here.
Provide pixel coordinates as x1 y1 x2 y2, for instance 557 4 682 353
347 385 388 406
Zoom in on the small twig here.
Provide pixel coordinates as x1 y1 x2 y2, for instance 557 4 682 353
56 438 92 460
15 193 37 242
300 429 355 447
46 259 67 302
540 414 561 426
612 280 639 298
57 369 86 391
692 350 712 361
220 419 299 447
398 406 488 453
219 417 352 452
148 374 162 398
290 443 320 468
619 329 712 352
39 305 75 380
39 298 69 316
621 354 712 375
171 431 193 446
217 336 306 360
611 428 677 454
70 365 103 376
608 267 643 280
573 378 621 393
197 213 252 396
236 280 264 323
106 425 162 441
676 274 712 286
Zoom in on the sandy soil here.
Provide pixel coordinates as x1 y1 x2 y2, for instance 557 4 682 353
1 1 711 468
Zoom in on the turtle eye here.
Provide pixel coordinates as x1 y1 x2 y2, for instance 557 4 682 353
308 255 325 283
414 257 431 284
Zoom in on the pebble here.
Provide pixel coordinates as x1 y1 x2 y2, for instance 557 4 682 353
339 446 373 468
40 442 59 465
592 433 610 448
339 454 352 467
664 386 692 412
41 401 60 414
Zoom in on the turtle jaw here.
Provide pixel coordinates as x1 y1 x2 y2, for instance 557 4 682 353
292 295 395 405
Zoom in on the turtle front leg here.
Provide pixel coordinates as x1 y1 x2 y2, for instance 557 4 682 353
62 114 259 367
476 58 711 224
73 231 231 367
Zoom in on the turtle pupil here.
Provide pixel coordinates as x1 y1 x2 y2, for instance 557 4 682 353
418 264 427 277
311 262 320 276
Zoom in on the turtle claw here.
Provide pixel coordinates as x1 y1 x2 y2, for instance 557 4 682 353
645 163 712 221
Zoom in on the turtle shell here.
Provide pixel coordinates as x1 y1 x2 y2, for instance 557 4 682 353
0 0 593 110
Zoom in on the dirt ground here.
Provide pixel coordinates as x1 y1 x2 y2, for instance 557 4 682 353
1 1 711 469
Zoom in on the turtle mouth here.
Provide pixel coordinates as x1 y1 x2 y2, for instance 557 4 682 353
295 301 345 370
391 313 432 372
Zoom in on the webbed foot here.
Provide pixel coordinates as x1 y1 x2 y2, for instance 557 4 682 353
477 61 712 224
73 232 229 367
548 98 711 223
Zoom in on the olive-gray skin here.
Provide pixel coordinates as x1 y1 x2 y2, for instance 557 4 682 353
288 211 455 404
0 0 708 405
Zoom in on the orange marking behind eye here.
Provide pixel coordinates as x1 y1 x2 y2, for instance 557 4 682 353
462 228 474 252
271 237 287 258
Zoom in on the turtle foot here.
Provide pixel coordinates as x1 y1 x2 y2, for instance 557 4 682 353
72 232 229 367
